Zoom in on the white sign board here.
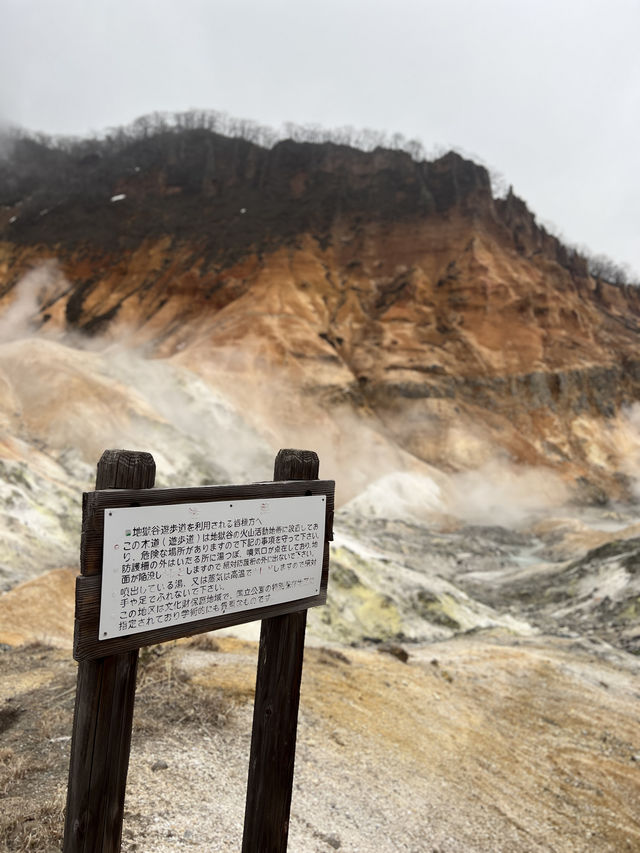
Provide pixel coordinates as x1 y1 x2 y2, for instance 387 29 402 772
99 494 326 640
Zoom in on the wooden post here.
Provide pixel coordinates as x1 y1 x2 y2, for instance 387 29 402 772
242 449 319 853
64 450 156 853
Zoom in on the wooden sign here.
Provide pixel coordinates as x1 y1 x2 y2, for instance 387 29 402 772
65 449 329 853
100 495 327 638
74 480 334 661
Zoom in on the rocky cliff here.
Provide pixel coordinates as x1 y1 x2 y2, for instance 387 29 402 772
2 129 640 501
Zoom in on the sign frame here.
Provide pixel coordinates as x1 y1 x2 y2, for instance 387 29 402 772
74 478 334 661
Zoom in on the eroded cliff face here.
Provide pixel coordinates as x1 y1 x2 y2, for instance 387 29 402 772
2 134 640 500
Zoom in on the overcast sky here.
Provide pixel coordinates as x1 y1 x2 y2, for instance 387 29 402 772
1 0 638 275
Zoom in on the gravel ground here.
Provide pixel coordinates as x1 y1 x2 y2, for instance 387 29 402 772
2 632 639 852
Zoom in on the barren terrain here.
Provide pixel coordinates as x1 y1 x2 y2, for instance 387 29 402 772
1 130 640 851
2 508 640 852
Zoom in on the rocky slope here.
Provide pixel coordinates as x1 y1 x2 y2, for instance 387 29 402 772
2 131 640 503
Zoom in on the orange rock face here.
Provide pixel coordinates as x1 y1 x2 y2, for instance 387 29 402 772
2 135 640 500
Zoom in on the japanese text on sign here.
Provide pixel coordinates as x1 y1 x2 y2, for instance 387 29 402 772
99 495 326 640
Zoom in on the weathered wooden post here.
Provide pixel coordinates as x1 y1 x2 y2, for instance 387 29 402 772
64 447 332 852
64 450 156 853
242 449 319 853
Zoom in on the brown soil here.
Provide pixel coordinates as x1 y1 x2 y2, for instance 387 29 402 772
1 632 639 852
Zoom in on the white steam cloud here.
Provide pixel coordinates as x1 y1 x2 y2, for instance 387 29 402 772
445 459 570 526
0 259 627 566
343 459 570 528
0 261 68 343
